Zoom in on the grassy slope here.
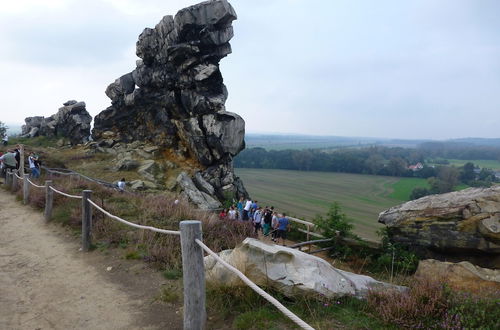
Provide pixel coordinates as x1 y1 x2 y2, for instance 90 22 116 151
236 169 428 241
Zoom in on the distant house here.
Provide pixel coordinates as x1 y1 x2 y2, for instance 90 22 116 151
408 162 424 171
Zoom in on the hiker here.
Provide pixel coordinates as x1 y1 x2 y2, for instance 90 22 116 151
219 208 228 220
14 145 20 170
228 205 237 220
117 178 126 192
262 206 274 236
243 198 252 220
2 134 8 146
276 213 290 246
28 152 40 178
253 207 263 234
236 197 244 220
0 149 17 178
271 211 279 242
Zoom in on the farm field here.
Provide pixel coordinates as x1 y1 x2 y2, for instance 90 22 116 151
236 169 429 242
443 159 500 170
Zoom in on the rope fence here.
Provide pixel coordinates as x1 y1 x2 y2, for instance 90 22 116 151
87 199 180 236
195 238 315 330
27 178 45 188
49 186 82 199
2 168 315 330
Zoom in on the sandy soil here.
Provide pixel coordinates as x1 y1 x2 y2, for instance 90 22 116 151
0 187 183 330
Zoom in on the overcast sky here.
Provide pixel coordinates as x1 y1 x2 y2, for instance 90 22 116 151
1 0 499 139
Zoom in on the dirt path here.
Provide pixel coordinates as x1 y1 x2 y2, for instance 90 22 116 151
0 188 182 330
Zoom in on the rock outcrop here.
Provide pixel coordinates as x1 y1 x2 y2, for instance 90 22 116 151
91 0 247 208
379 187 500 268
415 259 500 293
205 238 406 299
22 100 92 145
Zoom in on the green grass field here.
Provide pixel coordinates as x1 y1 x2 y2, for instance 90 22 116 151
429 159 500 170
236 169 429 241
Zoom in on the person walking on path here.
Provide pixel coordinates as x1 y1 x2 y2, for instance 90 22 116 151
0 149 17 178
262 206 273 236
228 205 237 220
276 213 290 246
253 207 263 234
2 134 8 146
243 198 252 221
28 153 40 179
236 197 244 220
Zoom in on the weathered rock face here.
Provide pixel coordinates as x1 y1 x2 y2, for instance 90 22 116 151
22 100 92 145
91 0 248 207
379 187 500 268
205 238 406 299
415 259 500 293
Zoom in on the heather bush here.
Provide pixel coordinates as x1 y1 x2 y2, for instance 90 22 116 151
367 277 500 329
17 173 255 268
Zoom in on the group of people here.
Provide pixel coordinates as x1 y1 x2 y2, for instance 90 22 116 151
0 144 41 180
219 198 290 245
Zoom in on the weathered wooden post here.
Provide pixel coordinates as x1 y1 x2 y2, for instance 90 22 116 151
82 190 92 252
23 173 29 204
180 220 206 330
306 224 310 241
44 180 53 222
5 169 12 189
19 144 25 177
11 170 18 192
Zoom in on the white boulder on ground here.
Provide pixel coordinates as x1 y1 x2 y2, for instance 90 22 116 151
204 238 405 299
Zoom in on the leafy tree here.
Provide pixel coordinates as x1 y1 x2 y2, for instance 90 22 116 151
410 187 430 200
0 121 7 138
314 202 355 238
460 162 476 183
387 157 407 176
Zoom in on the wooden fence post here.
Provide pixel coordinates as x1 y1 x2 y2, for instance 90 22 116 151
44 180 53 222
82 190 92 252
5 169 12 189
180 220 206 330
23 174 29 204
11 170 18 192
19 144 25 177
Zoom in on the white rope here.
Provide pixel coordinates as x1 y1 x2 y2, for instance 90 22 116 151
14 172 23 179
46 169 73 176
195 239 315 330
27 178 46 188
49 186 82 199
87 199 180 236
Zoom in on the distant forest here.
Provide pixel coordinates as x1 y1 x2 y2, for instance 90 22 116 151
235 142 500 175
234 141 500 198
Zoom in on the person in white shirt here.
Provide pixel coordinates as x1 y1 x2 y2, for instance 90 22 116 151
243 199 252 220
28 153 40 178
117 178 126 192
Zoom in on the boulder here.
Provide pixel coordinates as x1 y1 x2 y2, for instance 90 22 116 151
205 238 405 299
92 0 248 206
129 179 158 191
138 160 164 182
22 101 92 145
378 186 500 268
113 158 140 171
177 172 221 210
415 259 500 293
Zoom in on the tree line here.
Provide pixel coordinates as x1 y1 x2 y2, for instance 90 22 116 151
234 145 499 199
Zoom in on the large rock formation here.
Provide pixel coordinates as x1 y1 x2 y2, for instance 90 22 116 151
415 259 500 293
22 100 92 145
205 238 405 299
91 0 247 208
379 187 500 268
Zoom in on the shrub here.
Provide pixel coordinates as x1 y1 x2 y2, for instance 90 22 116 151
367 277 500 329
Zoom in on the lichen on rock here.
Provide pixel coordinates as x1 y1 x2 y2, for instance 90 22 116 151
91 0 247 208
379 186 500 268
